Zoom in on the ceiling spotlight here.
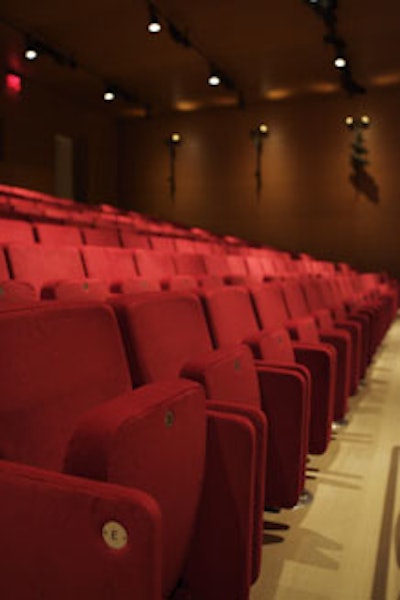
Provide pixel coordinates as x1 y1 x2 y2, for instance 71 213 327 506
24 47 38 61
24 38 39 61
147 2 161 33
334 56 347 69
208 68 221 87
103 88 116 102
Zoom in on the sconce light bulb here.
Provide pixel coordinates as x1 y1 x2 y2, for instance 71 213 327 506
345 116 354 128
361 115 370 127
259 123 269 135
171 132 181 143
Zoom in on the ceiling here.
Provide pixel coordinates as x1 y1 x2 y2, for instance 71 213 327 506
1 0 400 117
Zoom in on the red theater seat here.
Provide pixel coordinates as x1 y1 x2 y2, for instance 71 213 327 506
81 246 141 293
300 277 365 388
119 230 151 249
149 235 175 252
0 218 35 244
280 280 352 421
0 280 38 304
81 226 121 247
110 291 267 586
35 222 82 246
250 283 338 434
199 285 333 455
0 302 257 599
6 243 85 296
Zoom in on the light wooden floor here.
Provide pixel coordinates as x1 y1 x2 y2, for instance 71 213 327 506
251 315 400 600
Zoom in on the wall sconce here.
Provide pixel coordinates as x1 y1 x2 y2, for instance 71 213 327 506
165 132 182 201
250 123 269 199
345 114 379 203
345 115 371 170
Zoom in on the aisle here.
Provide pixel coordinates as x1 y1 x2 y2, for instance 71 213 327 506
251 316 400 600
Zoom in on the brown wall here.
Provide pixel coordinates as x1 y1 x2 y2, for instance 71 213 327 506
119 87 400 279
0 78 119 204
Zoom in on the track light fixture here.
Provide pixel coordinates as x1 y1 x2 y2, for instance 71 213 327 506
5 20 151 114
24 38 39 61
147 2 161 33
103 88 116 102
167 21 191 48
147 2 244 106
303 0 365 96
208 67 221 87
334 56 346 69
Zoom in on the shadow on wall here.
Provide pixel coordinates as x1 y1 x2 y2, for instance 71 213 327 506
350 166 380 204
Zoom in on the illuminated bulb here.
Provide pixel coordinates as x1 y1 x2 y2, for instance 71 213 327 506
259 123 269 135
24 48 38 61
103 90 116 102
361 115 370 127
345 116 354 127
148 21 161 33
334 57 347 69
208 73 221 86
171 133 181 143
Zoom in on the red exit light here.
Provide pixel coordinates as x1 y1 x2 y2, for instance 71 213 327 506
6 72 22 94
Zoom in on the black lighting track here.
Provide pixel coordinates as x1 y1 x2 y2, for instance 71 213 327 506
302 0 366 96
0 16 151 115
148 1 245 108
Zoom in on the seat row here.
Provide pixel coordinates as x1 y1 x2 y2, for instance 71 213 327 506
0 272 396 598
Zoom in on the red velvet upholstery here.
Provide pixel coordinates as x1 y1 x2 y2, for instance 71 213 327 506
41 278 109 301
110 292 267 584
173 238 197 253
81 226 121 247
134 249 176 281
81 246 138 287
0 218 35 244
173 252 207 276
0 248 9 279
0 280 37 303
35 222 82 246
6 243 85 293
250 283 336 450
0 460 162 599
0 301 248 598
301 278 364 389
201 285 336 457
150 235 175 252
120 230 151 249
65 380 207 598
280 281 351 421
162 275 199 291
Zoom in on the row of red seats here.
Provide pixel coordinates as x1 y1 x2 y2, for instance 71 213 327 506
0 273 396 597
0 184 398 597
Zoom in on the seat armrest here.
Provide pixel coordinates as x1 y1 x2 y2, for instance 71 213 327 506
0 460 162 599
206 401 267 583
255 363 310 508
184 410 256 600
